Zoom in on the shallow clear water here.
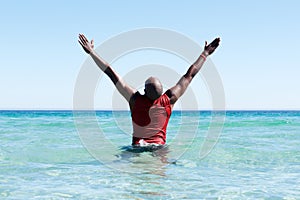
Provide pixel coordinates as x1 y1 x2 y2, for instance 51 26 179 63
0 110 299 199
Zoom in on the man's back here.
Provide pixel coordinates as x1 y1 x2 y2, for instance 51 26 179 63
130 92 172 145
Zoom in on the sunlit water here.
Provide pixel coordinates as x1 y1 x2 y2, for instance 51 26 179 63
0 111 299 199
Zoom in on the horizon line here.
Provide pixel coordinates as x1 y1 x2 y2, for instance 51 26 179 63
0 109 300 112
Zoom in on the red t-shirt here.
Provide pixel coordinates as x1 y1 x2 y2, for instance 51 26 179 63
130 93 172 145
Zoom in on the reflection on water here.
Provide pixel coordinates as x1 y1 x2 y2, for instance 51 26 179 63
112 145 176 176
117 145 176 198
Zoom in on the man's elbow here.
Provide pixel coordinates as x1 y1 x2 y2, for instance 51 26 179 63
182 74 193 84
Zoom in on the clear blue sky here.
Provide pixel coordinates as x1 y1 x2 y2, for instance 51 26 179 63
0 0 299 110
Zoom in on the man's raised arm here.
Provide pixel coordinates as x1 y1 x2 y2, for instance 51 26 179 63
78 34 136 102
165 37 220 105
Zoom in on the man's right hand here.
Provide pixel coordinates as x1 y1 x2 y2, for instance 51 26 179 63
204 37 220 56
78 34 94 54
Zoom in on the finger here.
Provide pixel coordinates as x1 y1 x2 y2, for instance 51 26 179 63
79 35 87 45
78 39 87 48
211 38 220 47
91 39 94 45
78 41 90 53
82 34 89 43
79 33 85 40
79 34 86 42
79 34 84 42
78 40 84 47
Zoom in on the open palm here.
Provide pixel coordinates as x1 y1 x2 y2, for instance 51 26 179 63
78 34 94 54
204 38 220 55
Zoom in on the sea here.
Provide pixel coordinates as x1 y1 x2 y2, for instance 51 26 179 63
0 110 299 199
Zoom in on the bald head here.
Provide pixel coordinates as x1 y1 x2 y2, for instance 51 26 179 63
144 77 163 101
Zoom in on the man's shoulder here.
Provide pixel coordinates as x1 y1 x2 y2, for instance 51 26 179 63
129 91 142 108
158 93 171 106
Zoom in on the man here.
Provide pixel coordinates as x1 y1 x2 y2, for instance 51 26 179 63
78 33 220 147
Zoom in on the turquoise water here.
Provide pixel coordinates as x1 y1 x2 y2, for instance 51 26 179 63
0 111 299 199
